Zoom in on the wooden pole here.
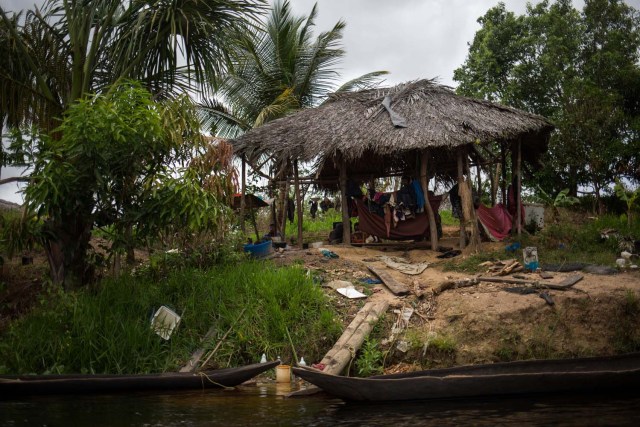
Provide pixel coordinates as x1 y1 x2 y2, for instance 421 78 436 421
516 139 522 237
339 156 351 245
294 160 304 249
465 154 480 251
420 151 439 251
500 143 507 205
457 149 466 250
240 156 246 234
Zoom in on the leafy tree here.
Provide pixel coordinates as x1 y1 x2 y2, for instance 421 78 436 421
24 82 228 288
454 0 640 204
0 0 263 286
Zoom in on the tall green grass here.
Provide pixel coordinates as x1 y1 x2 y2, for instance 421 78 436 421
0 261 341 374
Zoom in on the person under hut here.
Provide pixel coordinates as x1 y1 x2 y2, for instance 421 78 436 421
262 223 282 242
310 200 319 219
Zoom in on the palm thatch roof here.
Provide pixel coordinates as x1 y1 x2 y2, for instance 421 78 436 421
232 79 554 181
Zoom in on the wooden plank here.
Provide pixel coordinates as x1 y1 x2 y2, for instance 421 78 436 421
367 265 411 296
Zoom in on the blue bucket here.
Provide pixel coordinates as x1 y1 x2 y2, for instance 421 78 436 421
243 240 273 259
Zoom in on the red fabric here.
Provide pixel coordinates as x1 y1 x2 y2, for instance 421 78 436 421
476 203 513 241
355 197 442 240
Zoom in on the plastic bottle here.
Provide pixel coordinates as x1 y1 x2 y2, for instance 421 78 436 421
299 357 307 367
260 353 267 363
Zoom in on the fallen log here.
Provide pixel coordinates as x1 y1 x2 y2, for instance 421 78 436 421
431 277 480 295
367 266 410 295
478 274 583 290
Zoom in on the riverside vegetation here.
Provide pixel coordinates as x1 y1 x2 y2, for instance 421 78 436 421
0 257 341 375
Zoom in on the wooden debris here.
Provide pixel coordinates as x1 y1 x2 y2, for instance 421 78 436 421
482 259 524 276
478 274 583 290
179 325 217 373
539 271 554 280
367 265 411 295
432 277 480 295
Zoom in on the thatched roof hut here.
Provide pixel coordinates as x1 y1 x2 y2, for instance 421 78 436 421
233 79 554 181
232 79 554 250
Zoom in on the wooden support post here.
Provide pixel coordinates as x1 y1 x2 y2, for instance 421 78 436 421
420 151 439 252
339 156 351 245
294 160 303 249
516 139 522 237
500 143 507 205
240 156 246 234
457 150 466 250
465 155 480 252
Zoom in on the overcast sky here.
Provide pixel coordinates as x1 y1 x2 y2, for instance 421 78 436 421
3 0 638 85
2 0 639 202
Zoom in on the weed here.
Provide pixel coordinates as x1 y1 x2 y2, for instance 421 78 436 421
354 338 384 377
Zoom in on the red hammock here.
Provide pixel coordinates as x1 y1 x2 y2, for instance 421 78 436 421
476 203 513 241
355 197 442 240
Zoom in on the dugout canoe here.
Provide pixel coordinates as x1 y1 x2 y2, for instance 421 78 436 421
292 353 640 402
0 360 279 397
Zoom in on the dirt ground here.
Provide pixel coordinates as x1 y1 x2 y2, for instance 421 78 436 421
271 228 640 372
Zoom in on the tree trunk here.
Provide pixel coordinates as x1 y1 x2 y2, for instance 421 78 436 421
420 151 438 251
43 211 93 289
339 156 351 245
294 160 303 248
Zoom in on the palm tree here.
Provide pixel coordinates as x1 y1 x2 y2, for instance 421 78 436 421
0 0 265 286
200 0 386 136
199 0 386 235
1 0 264 130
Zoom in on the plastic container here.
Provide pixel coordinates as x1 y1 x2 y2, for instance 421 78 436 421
150 306 181 340
276 365 291 383
523 247 539 272
243 240 273 259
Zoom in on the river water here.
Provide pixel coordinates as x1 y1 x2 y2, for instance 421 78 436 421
2 381 639 426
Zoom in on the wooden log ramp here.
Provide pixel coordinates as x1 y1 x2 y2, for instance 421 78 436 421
287 300 389 398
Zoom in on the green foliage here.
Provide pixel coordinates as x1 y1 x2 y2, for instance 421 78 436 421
16 82 231 286
0 261 341 374
0 0 264 132
454 0 640 196
439 210 459 227
354 338 384 377
614 179 640 226
445 213 639 272
421 333 457 368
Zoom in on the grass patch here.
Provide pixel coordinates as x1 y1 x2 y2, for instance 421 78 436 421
0 261 341 375
443 213 640 273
